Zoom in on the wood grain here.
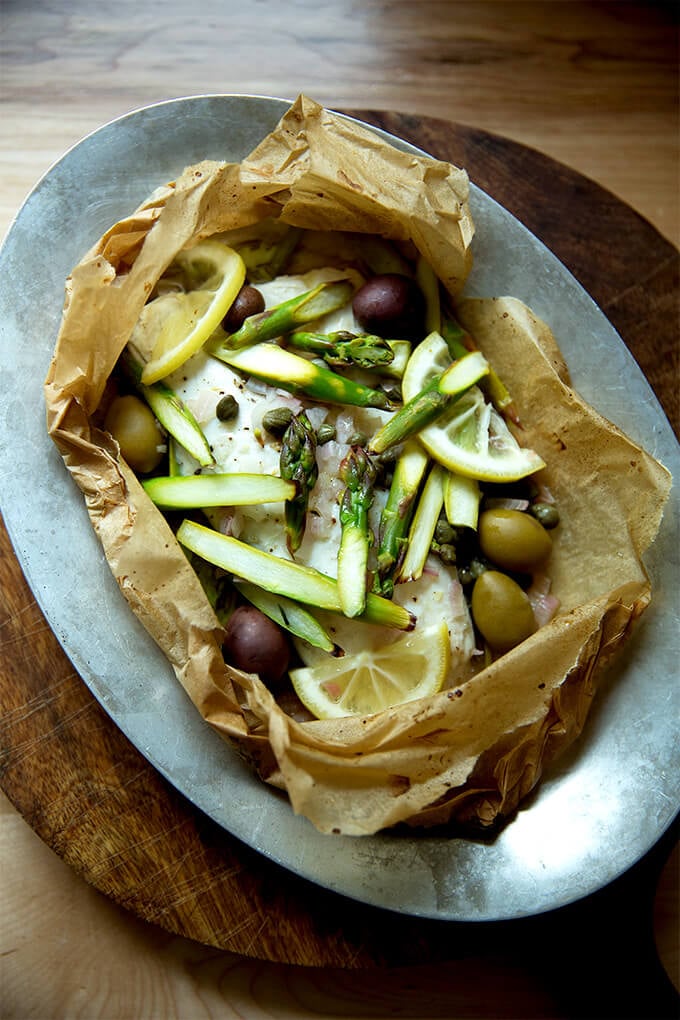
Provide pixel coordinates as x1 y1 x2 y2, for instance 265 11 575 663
1 1 678 1016
1 1 677 248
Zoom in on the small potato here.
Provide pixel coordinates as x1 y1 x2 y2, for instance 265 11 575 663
223 285 265 332
104 394 163 474
352 274 424 338
223 605 290 688
471 570 537 652
478 508 552 573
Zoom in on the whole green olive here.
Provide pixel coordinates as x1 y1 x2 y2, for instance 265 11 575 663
104 394 163 474
222 284 265 332
478 508 552 572
471 570 537 652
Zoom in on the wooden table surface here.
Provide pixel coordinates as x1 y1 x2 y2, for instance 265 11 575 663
1 2 678 1017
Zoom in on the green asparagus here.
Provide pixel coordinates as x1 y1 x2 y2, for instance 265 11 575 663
288 330 394 369
337 447 378 617
213 279 354 351
234 223 303 282
235 581 338 653
416 255 442 335
368 351 488 454
209 341 394 410
280 412 319 554
442 315 519 423
374 440 429 596
142 472 295 510
176 519 416 631
121 348 214 466
395 462 447 583
444 471 481 530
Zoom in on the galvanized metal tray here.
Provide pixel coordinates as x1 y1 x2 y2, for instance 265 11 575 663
0 95 677 921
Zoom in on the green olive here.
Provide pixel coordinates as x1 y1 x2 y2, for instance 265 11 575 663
471 570 537 652
104 394 163 474
478 508 552 572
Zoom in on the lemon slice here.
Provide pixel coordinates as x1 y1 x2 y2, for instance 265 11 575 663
402 333 545 483
138 241 246 384
290 620 450 719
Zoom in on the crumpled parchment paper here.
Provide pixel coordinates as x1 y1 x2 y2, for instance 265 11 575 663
45 95 671 836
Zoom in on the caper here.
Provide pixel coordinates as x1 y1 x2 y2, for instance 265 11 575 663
348 430 367 447
262 406 294 437
478 508 552 573
434 518 455 545
222 284 265 332
457 557 489 587
215 394 239 421
435 542 457 565
316 423 336 446
529 502 560 529
104 394 163 474
471 570 537 652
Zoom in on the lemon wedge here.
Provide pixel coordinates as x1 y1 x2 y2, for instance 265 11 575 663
402 333 545 483
290 620 450 719
138 241 245 384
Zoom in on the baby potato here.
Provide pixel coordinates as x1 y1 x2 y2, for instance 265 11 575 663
104 394 163 474
478 508 552 573
471 570 537 652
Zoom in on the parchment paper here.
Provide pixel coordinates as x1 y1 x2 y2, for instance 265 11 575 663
44 95 671 836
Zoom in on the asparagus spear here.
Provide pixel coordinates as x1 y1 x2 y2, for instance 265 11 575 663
374 440 429 596
209 341 394 410
416 255 442 335
120 348 214 466
235 581 338 653
236 224 303 282
280 412 318 554
356 234 414 277
368 351 489 454
337 446 378 617
382 340 412 379
176 519 415 631
444 471 481 530
440 316 472 360
442 316 520 424
167 437 181 477
213 279 354 351
142 472 295 510
288 330 395 369
187 553 235 627
395 462 447 583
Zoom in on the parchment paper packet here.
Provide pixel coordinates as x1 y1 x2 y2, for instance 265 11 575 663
44 95 671 836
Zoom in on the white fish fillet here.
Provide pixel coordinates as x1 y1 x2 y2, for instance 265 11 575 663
167 270 476 680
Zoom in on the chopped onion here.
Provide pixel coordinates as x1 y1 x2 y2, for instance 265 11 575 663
484 497 529 512
528 573 561 627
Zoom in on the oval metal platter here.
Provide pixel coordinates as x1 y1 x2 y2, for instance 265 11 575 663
0 95 677 921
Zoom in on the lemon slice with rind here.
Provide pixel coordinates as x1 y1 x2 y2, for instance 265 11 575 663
290 620 450 719
138 241 245 384
402 332 545 483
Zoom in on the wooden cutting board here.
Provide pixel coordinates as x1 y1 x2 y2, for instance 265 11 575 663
0 112 677 975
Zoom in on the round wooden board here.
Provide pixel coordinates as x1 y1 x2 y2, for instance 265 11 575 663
1 113 678 988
